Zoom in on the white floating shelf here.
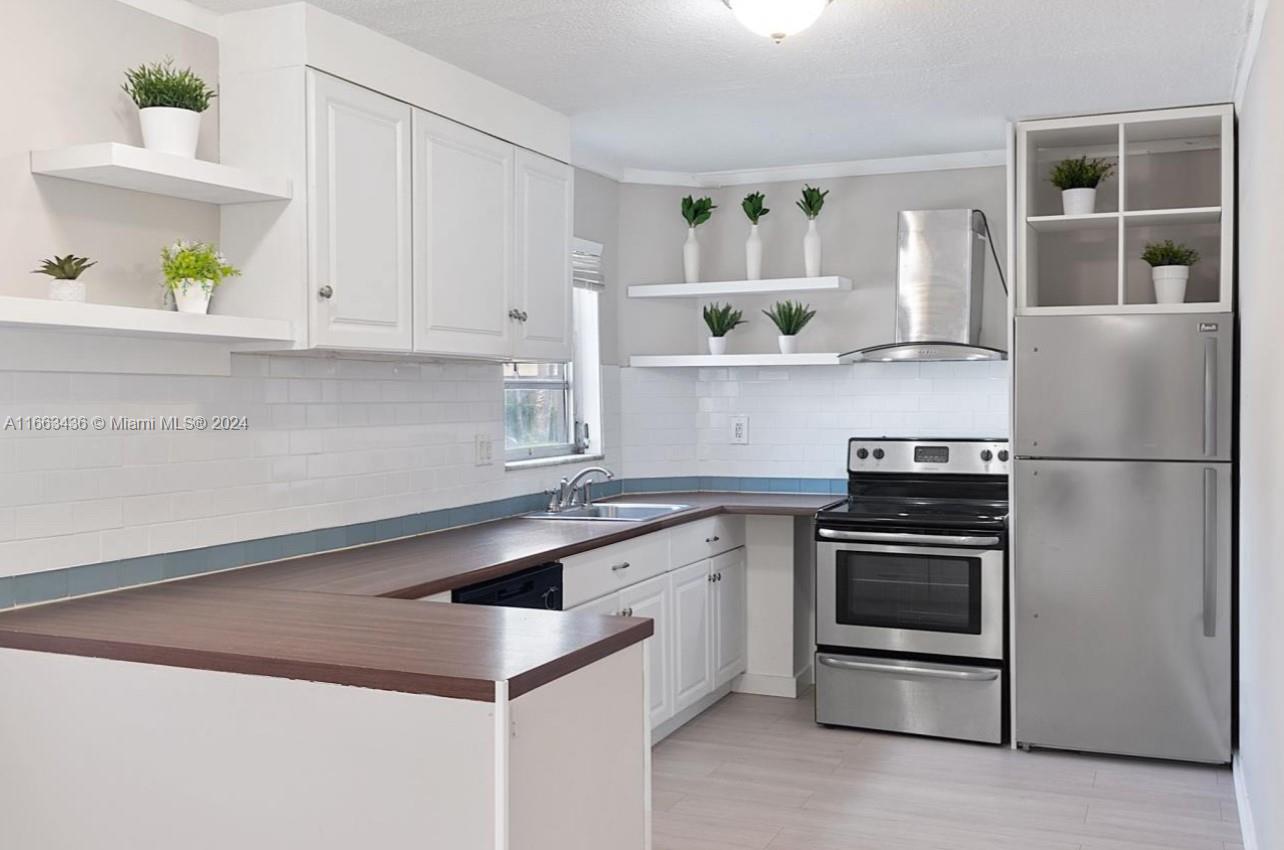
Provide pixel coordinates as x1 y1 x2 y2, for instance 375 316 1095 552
0 296 296 343
1122 207 1222 226
628 276 852 299
30 143 292 205
630 353 842 368
1026 212 1119 232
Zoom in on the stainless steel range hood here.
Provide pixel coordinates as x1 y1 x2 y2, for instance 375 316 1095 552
840 209 1006 363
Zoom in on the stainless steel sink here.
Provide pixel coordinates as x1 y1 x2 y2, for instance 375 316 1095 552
523 502 690 522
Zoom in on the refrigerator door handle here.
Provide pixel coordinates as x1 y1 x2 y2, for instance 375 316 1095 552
1203 338 1218 458
1203 467 1218 638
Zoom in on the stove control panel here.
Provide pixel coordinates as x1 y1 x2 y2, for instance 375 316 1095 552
848 439 1010 475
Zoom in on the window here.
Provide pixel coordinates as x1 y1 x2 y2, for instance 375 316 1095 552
504 239 604 464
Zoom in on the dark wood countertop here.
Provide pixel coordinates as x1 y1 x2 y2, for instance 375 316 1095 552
0 582 651 701
0 492 830 700
190 491 833 599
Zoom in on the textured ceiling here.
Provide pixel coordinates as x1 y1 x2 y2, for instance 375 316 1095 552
192 0 1255 174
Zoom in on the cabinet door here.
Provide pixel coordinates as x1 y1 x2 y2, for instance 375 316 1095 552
512 150 573 361
620 573 674 729
571 592 620 617
307 71 413 352
671 560 713 713
412 110 514 357
712 547 747 686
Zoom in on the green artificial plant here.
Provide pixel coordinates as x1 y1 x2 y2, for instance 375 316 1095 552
160 240 240 291
741 192 770 224
762 300 817 336
681 195 717 228
702 302 747 337
1049 156 1115 190
1141 240 1200 267
122 57 217 112
32 254 96 280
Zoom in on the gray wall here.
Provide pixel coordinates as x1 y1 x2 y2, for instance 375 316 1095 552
1236 0 1284 845
613 168 1009 362
0 0 220 307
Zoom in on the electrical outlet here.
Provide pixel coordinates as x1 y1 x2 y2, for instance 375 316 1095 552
474 433 494 466
731 415 750 445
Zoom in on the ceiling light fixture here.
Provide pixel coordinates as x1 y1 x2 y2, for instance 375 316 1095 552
721 0 833 43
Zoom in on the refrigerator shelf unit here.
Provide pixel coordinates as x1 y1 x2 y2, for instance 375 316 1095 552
1016 105 1233 315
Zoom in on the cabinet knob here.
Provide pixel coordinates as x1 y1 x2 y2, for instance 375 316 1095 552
705 535 720 543
519 310 529 322
509 308 529 322
318 285 334 299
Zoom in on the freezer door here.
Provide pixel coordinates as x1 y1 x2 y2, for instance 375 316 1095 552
1014 459 1231 763
1015 314 1232 460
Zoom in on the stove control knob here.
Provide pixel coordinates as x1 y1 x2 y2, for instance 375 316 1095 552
872 448 885 460
980 450 994 462
998 450 1010 462
856 448 869 460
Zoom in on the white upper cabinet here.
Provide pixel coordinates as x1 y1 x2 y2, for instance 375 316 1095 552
308 72 414 351
412 110 515 358
512 150 574 361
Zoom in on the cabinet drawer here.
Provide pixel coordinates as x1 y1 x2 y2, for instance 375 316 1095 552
670 516 744 568
562 532 670 609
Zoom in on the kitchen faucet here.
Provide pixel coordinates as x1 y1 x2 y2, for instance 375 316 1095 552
551 466 614 511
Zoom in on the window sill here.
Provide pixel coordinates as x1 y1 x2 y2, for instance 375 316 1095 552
505 453 605 472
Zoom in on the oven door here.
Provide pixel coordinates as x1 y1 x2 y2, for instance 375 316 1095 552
817 531 1004 660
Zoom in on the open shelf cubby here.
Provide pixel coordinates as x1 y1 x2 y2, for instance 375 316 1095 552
1016 105 1233 315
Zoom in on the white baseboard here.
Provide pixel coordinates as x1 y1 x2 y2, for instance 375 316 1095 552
1233 753 1260 850
734 666 814 699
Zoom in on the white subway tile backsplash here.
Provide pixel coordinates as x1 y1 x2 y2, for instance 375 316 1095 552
0 357 624 577
621 362 1009 480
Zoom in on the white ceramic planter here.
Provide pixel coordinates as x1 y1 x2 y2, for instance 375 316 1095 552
47 280 87 303
172 279 213 314
683 228 701 283
1061 188 1098 216
1152 265 1190 304
803 219 822 278
708 336 728 356
777 335 798 355
745 224 763 280
139 107 202 158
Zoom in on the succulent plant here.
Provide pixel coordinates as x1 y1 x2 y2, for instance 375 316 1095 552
1141 240 1200 267
703 302 747 337
122 57 216 112
742 191 770 224
32 254 96 280
796 185 829 219
1049 156 1115 190
763 300 817 335
681 195 717 228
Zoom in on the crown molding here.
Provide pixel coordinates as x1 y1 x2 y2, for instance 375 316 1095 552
113 0 221 36
575 148 1007 188
1234 0 1272 108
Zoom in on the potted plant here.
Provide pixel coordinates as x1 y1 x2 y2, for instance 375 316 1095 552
702 302 746 355
122 57 217 158
32 254 96 303
1141 240 1200 304
796 185 828 277
1049 156 1114 216
741 191 770 280
681 195 717 283
161 240 240 314
763 300 816 354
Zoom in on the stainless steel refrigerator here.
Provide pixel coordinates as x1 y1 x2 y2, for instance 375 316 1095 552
1013 313 1232 764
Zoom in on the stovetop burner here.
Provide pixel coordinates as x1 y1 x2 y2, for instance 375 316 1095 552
817 438 1010 534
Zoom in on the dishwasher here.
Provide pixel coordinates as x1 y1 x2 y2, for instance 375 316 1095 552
451 562 563 610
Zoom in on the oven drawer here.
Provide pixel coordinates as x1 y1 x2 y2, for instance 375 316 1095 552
815 653 1003 744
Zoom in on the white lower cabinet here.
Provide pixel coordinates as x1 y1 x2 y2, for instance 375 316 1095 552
567 531 747 734
671 559 715 714
621 575 674 729
712 547 748 687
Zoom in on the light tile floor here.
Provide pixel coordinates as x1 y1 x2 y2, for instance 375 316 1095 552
651 691 1243 850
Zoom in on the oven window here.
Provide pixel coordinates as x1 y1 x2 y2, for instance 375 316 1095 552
835 550 982 634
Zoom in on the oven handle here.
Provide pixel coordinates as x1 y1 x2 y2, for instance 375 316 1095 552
818 654 999 682
817 528 1000 547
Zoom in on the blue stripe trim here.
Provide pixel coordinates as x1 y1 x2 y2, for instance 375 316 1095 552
0 476 834 610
